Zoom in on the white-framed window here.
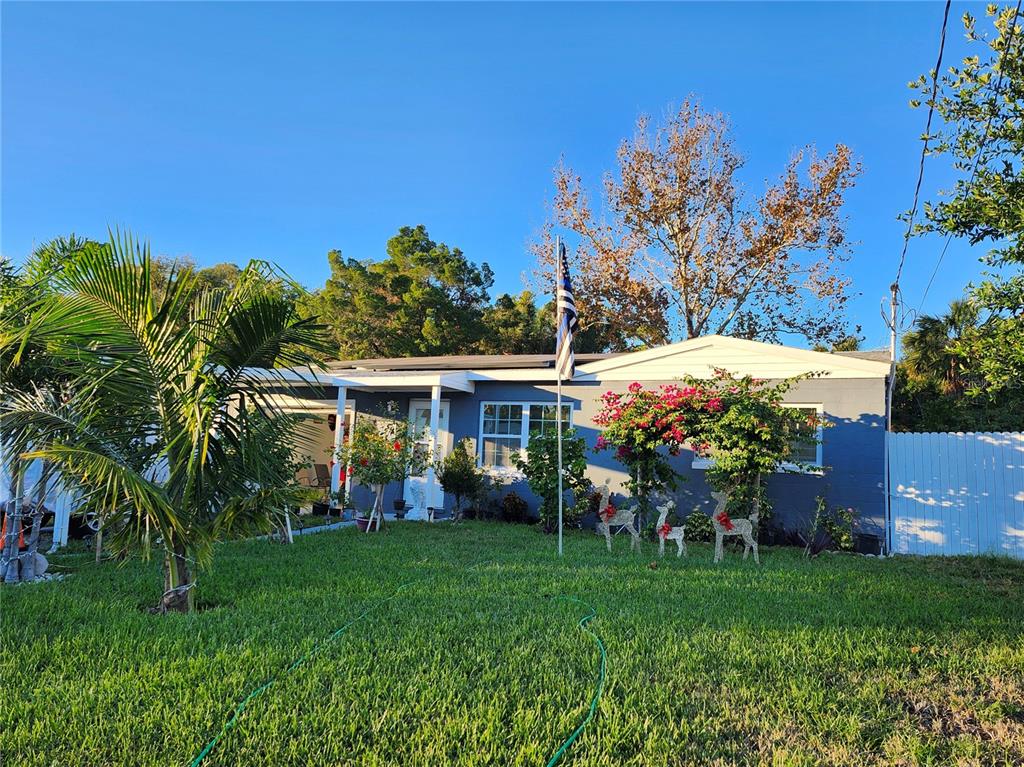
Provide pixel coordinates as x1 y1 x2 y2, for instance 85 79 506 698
479 402 572 469
691 403 824 474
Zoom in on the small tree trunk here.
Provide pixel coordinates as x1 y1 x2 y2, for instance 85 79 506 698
21 463 51 581
369 483 385 532
2 466 26 583
160 543 195 613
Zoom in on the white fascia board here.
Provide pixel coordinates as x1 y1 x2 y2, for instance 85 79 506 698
576 335 890 378
328 371 475 393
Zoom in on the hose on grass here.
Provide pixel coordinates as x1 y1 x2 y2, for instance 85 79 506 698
544 596 607 767
187 578 425 767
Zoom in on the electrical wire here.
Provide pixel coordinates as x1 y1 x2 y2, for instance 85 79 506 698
894 0 953 289
918 0 1023 310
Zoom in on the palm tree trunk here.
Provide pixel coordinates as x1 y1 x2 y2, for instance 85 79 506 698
160 542 195 613
21 462 50 581
2 464 25 583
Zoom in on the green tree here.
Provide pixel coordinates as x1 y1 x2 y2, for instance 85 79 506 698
477 291 551 354
0 231 330 610
313 225 494 359
911 5 1024 397
892 298 1023 431
511 428 591 533
434 438 485 519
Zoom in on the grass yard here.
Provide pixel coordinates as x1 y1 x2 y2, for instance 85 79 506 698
3 523 1023 767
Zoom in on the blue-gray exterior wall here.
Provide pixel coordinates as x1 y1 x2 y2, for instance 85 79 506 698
341 376 886 533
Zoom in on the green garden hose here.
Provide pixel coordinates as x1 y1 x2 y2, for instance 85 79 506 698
544 596 607 767
187 578 425 767
186 565 605 767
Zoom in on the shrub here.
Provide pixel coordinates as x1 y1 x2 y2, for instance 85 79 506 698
684 511 714 542
501 491 528 524
435 439 485 519
511 428 591 533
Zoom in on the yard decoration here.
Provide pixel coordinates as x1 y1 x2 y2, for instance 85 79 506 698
595 370 828 540
653 495 687 558
336 402 426 533
594 481 641 552
710 489 759 564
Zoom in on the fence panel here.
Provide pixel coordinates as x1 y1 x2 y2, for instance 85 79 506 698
889 432 1024 558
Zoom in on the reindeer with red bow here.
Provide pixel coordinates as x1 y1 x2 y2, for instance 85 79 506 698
710 489 759 564
595 480 641 553
653 494 687 558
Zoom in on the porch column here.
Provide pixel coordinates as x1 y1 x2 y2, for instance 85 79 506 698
331 385 347 496
424 383 442 518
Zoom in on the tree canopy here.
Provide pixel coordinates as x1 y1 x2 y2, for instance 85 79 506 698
533 101 861 350
310 225 495 359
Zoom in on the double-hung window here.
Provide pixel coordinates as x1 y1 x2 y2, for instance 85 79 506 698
479 402 572 469
692 403 823 473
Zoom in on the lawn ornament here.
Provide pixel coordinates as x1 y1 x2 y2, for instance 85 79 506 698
653 495 686 558
594 481 641 553
710 490 759 564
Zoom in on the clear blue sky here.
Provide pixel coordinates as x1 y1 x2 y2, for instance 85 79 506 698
1 1 996 349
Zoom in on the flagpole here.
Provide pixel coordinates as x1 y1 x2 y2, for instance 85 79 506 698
555 236 564 558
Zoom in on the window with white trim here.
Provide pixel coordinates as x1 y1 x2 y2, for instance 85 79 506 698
692 404 823 473
479 402 572 468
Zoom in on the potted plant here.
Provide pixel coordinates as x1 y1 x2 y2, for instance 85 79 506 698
336 402 427 532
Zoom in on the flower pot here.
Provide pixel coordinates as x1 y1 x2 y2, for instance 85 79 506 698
355 516 380 532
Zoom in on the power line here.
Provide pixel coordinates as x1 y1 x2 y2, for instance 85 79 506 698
894 0 953 290
919 0 1023 310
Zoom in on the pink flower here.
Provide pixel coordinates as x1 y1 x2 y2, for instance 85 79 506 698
706 398 723 413
595 435 608 450
628 381 643 394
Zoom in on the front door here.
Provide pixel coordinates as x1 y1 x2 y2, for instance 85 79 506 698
406 399 451 510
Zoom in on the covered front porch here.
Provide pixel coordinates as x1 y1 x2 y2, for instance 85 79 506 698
329 370 476 520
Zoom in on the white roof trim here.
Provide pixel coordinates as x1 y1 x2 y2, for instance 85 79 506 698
575 335 890 378
329 371 475 393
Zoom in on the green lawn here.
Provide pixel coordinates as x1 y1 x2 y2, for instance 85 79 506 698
3 523 1023 766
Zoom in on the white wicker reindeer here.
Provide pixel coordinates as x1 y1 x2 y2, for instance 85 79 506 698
710 490 759 564
595 481 641 553
654 495 687 558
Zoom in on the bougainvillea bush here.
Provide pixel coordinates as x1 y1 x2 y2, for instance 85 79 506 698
336 402 426 521
594 370 828 521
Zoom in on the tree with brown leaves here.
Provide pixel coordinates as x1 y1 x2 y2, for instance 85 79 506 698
533 101 861 350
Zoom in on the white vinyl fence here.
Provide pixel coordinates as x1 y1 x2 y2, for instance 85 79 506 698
888 432 1024 559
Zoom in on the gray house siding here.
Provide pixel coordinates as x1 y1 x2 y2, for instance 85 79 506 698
339 374 885 533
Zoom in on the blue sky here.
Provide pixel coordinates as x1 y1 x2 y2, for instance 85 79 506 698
1 2 997 349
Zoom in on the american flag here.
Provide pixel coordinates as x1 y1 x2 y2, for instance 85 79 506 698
555 241 579 380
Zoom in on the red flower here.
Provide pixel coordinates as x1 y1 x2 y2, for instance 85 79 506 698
658 523 672 539
714 511 735 531
393 440 402 451
628 381 643 394
601 504 617 522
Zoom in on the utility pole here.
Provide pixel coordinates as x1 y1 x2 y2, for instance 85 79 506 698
882 283 898 555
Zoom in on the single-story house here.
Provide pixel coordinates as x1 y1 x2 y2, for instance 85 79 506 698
283 335 891 535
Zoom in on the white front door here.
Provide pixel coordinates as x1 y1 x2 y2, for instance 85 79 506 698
406 399 450 511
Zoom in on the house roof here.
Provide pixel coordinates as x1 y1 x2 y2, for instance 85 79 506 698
327 352 619 371
317 336 891 389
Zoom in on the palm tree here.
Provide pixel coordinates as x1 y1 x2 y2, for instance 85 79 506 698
902 299 980 395
0 232 329 611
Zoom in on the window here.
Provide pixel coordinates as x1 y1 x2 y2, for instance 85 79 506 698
692 403 823 473
481 404 523 468
479 402 572 469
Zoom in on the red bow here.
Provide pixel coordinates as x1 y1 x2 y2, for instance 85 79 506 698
658 523 672 539
601 504 617 522
715 511 734 531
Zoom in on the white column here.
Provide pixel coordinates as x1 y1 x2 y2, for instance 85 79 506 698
424 384 442 515
330 385 347 496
